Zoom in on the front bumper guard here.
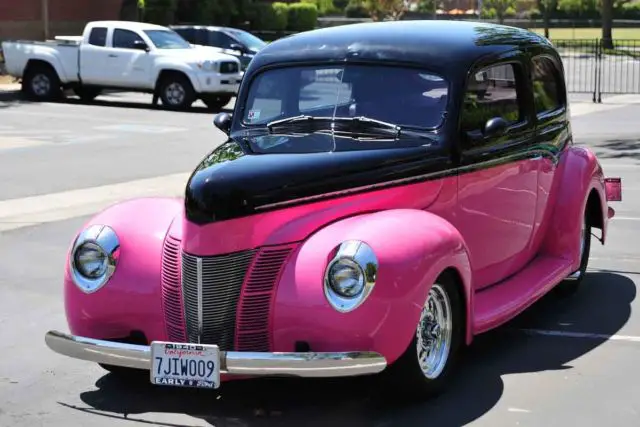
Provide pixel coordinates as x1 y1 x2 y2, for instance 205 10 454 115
45 331 387 378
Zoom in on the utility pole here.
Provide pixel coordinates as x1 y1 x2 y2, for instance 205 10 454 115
42 0 50 40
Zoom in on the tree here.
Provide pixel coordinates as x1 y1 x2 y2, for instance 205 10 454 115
601 0 613 49
483 0 516 24
362 0 409 21
536 0 558 38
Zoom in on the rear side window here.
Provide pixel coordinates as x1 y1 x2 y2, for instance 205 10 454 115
532 56 563 114
88 27 107 46
460 63 523 139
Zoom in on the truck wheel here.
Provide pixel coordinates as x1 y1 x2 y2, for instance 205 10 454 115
555 210 592 297
202 95 232 111
158 74 195 110
22 64 62 101
74 87 101 102
382 272 464 399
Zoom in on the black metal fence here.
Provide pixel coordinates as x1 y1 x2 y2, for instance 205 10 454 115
553 38 640 102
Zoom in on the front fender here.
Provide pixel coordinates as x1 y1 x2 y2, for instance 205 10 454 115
541 145 607 269
64 197 183 342
152 62 202 92
272 209 472 364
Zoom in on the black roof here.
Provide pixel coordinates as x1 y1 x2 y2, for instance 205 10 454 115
248 20 552 75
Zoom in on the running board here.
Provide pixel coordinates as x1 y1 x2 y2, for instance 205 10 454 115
472 255 574 334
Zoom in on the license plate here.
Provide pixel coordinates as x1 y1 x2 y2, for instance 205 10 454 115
150 342 221 389
605 177 622 202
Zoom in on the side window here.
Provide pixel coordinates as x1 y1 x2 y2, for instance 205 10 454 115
460 63 523 142
112 29 145 49
88 27 107 47
175 28 195 44
210 31 235 49
532 56 563 115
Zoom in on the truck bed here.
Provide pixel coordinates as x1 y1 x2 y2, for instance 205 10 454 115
1 40 80 83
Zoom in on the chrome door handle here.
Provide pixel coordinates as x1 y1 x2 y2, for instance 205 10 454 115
108 54 118 58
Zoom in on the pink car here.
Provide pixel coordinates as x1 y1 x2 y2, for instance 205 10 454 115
45 20 622 398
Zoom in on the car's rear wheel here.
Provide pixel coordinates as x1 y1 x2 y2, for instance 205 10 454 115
555 210 592 297
159 73 195 110
202 95 232 111
22 64 62 101
383 272 464 399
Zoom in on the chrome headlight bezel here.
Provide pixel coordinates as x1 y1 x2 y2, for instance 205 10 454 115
69 224 120 294
324 240 378 313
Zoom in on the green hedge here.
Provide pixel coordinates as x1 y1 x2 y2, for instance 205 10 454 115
301 0 338 15
287 3 319 32
251 1 288 31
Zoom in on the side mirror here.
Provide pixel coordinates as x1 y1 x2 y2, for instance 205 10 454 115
483 117 508 138
213 112 232 134
132 40 149 51
229 43 245 53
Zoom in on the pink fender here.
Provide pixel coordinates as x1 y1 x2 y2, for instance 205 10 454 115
64 197 183 341
541 145 608 269
271 208 473 364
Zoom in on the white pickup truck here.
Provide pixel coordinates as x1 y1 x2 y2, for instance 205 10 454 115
1 20 243 110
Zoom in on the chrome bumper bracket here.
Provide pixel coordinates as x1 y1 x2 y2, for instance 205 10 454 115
44 330 387 378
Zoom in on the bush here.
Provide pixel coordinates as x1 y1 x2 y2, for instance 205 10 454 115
345 1 368 17
287 2 318 31
251 2 289 31
301 0 337 15
334 0 349 10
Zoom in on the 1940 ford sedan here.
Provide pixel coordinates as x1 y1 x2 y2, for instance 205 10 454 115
45 20 623 397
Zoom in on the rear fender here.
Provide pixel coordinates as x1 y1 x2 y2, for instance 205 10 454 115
541 146 608 269
272 209 473 364
64 197 183 341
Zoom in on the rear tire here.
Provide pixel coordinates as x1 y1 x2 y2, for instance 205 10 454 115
22 64 62 101
158 73 195 110
555 210 592 297
382 271 464 400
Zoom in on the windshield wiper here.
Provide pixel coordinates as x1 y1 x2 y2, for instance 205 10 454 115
266 115 401 137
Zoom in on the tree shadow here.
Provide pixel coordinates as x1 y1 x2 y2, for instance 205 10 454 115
0 89 234 114
68 272 634 427
590 138 640 161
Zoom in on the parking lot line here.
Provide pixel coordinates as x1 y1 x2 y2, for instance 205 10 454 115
0 172 190 232
519 328 640 343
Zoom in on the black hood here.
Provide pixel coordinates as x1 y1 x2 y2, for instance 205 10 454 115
184 134 451 224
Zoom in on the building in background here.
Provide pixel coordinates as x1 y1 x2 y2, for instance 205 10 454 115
0 0 137 41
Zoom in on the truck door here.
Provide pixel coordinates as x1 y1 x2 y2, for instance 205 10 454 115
79 26 109 85
103 27 152 88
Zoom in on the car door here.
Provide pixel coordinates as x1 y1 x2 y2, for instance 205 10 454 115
455 60 540 291
79 26 109 85
528 53 570 250
103 28 152 88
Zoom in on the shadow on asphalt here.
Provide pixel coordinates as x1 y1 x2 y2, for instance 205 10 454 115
593 138 640 161
0 90 233 115
65 272 634 427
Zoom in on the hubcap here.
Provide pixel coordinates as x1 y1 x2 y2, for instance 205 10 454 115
416 283 453 379
31 73 51 96
165 82 186 105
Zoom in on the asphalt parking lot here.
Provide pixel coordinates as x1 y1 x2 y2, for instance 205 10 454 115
1 89 640 427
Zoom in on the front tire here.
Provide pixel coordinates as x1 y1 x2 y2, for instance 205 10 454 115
158 73 196 110
383 272 464 399
555 210 592 297
202 95 232 111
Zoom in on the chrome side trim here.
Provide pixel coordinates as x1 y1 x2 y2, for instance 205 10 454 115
44 331 387 377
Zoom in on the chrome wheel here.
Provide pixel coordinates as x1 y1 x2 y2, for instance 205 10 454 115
31 73 51 97
164 82 186 106
416 283 453 380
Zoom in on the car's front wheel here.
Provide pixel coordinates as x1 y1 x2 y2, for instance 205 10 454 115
555 210 592 297
384 272 464 399
159 74 195 110
202 95 232 111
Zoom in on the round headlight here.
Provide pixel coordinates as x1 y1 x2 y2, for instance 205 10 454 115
74 242 109 279
69 224 119 294
324 240 378 313
327 259 365 298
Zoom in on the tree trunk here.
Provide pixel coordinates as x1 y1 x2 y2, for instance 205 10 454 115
543 8 550 38
601 0 613 49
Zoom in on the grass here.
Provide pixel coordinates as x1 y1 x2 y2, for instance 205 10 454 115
529 27 640 39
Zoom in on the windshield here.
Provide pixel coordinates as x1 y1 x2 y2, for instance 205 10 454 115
144 30 191 49
225 29 266 51
242 64 448 130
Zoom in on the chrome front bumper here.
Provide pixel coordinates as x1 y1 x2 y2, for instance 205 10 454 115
44 331 387 377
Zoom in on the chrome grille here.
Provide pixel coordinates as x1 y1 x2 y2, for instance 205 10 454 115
160 236 186 342
219 61 239 74
236 245 295 351
181 249 256 350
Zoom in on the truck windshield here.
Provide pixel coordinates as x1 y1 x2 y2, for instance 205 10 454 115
242 64 448 130
225 29 266 51
144 30 191 49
